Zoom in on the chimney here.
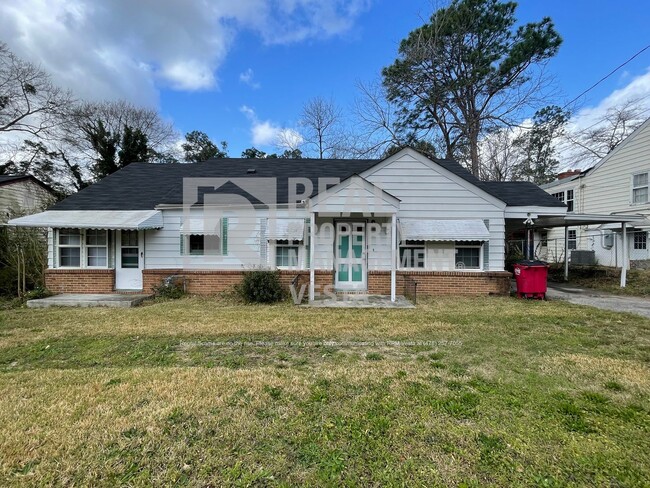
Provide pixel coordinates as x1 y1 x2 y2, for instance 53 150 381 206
557 169 581 180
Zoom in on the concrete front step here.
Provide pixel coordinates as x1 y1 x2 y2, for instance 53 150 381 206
27 293 151 308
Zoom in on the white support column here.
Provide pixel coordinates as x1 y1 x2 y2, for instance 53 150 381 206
309 211 316 301
621 222 628 288
390 213 397 302
564 225 569 282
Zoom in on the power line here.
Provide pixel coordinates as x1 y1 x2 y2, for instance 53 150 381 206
563 43 650 109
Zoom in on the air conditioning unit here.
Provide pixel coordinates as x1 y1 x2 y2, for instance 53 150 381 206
571 250 596 265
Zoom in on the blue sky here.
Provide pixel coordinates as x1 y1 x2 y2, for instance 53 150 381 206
2 0 650 156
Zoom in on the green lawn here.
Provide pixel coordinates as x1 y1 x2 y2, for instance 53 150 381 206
0 297 649 486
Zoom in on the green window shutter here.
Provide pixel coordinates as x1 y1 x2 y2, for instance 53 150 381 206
483 219 490 271
305 218 311 269
221 218 228 255
180 234 185 255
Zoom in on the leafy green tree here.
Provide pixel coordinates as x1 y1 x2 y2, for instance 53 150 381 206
182 131 227 162
88 120 119 178
280 148 303 159
118 125 148 166
514 105 569 184
241 147 269 159
382 0 562 176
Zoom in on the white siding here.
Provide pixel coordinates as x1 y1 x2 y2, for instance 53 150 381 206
362 152 507 270
145 207 309 270
0 180 53 222
543 120 650 263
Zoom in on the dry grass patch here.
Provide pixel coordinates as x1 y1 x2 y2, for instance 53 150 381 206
0 296 649 485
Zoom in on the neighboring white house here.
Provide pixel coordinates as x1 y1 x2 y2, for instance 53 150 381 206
9 148 567 299
541 118 650 268
0 175 55 222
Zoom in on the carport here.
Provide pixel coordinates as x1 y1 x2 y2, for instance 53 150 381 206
531 213 647 287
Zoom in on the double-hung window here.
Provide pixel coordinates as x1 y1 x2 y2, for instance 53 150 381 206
566 190 574 212
86 230 108 267
399 240 425 268
634 231 647 250
633 172 649 204
552 191 565 203
568 230 577 250
455 241 482 270
58 229 82 267
275 240 299 267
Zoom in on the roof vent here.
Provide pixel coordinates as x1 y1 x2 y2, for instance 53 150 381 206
247 168 256 174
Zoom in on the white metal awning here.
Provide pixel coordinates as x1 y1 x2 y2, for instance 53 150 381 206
7 210 163 230
180 218 221 235
399 219 490 242
267 218 305 241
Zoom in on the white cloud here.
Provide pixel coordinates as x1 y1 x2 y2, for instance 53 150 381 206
240 105 303 148
569 68 650 132
239 68 260 89
0 0 370 106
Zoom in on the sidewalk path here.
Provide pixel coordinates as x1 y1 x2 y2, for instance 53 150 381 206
546 282 650 318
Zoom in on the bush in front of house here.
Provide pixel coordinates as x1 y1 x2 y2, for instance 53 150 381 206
152 276 187 299
236 269 285 303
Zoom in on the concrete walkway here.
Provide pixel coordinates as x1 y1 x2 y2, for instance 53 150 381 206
27 293 151 308
306 294 415 308
546 282 650 318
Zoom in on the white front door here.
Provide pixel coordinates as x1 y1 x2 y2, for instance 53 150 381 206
335 222 366 290
115 230 143 290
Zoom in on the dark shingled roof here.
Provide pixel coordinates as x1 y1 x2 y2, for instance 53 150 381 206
50 156 565 210
483 181 567 207
0 175 31 185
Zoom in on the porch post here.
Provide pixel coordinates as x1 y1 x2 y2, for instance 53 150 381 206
309 211 316 301
564 225 569 282
391 213 396 302
621 222 628 288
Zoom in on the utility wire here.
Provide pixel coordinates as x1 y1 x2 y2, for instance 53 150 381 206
563 43 650 109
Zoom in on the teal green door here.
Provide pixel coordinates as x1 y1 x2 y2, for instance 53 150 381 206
335 222 366 290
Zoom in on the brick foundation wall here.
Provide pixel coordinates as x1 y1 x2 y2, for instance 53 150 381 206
45 268 510 297
142 269 335 296
45 269 115 294
369 270 511 296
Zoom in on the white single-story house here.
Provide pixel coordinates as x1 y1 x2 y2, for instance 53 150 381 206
9 148 567 300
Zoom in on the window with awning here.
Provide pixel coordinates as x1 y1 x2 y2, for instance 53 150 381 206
8 210 163 230
267 218 305 241
399 219 490 242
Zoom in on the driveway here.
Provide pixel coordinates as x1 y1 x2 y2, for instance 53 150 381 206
546 282 650 318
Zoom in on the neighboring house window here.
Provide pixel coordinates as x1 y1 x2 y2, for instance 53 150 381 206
568 230 577 250
86 229 108 267
566 190 574 212
552 190 574 211
634 231 647 250
275 240 299 267
632 172 649 204
455 241 482 270
58 229 81 267
399 240 425 268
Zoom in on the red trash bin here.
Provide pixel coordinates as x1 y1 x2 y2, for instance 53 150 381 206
513 261 549 299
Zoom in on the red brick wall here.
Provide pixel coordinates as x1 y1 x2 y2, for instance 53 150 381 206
142 269 334 296
45 268 510 297
45 269 115 294
369 270 511 296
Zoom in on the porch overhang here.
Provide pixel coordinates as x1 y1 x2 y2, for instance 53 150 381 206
531 213 646 228
7 210 164 230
